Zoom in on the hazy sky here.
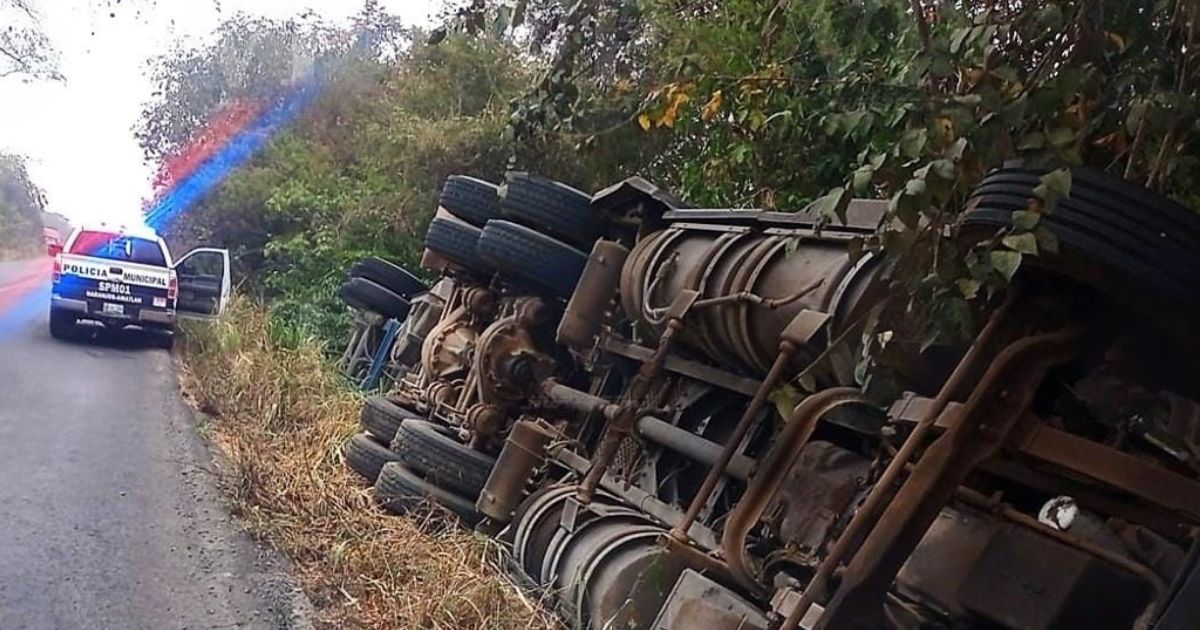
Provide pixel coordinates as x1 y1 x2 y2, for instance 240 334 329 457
0 0 436 227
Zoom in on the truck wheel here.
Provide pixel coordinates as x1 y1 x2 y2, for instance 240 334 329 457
424 217 492 274
350 257 427 299
477 220 587 299
49 309 74 340
343 432 402 483
374 462 481 525
359 396 421 444
338 277 411 319
962 166 1200 305
439 175 502 226
500 172 598 248
390 419 496 498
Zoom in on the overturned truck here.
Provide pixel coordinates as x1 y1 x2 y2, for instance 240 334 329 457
343 169 1200 630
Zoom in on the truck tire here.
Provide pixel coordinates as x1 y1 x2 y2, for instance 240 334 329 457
374 462 481 525
962 166 1200 305
343 432 402 483
350 257 427 299
338 277 411 319
439 176 502 226
390 420 496 498
359 396 421 444
500 172 598 248
424 217 492 274
49 309 74 340
477 220 587 299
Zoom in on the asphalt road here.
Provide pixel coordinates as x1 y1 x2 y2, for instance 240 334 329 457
0 259 310 630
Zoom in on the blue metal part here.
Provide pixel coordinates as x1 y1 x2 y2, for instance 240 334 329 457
361 318 402 390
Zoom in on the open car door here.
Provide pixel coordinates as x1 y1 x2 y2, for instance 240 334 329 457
172 248 231 319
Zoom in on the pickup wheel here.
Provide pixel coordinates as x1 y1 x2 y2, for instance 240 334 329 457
343 432 402 483
350 257 427 299
439 175 502 226
374 462 481 525
499 172 597 248
49 309 74 340
359 396 421 444
477 220 587 299
390 419 496 498
338 277 411 319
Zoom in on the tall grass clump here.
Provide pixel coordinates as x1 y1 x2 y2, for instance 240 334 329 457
178 296 556 630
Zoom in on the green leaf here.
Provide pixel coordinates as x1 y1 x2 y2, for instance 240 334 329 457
946 137 968 161
899 127 928 159
809 187 852 224
1034 5 1065 33
950 27 973 54
990 250 1023 281
1033 168 1072 211
1034 225 1060 254
770 384 806 419
1002 232 1039 255
1017 132 1046 150
852 164 875 193
956 278 982 299
1047 126 1076 148
1012 210 1041 230
929 158 956 180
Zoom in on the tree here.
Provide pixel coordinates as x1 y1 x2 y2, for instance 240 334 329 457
0 0 61 80
0 152 47 254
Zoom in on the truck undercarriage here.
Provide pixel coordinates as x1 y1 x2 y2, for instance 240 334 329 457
345 169 1200 630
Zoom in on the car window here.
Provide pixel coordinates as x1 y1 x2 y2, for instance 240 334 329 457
69 230 167 267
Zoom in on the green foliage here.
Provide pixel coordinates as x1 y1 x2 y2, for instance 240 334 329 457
139 10 616 347
147 0 1200 371
0 152 45 257
474 0 1200 357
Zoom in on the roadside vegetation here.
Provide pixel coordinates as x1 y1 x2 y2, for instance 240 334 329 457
150 1 1200 627
178 298 555 629
0 152 46 260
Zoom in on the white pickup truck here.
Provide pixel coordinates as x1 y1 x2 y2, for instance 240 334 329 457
49 224 230 344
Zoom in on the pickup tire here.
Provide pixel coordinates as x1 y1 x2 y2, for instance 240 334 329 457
424 217 492 274
338 277 411 319
350 257 427 299
49 309 74 340
359 396 421 444
343 432 402 483
499 172 597 248
374 462 481 525
439 176 502 226
390 419 496 498
477 220 587 299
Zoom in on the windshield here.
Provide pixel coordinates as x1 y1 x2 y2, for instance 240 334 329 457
69 230 167 267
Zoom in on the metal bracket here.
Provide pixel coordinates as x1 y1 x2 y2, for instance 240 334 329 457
781 309 832 347
360 317 402 390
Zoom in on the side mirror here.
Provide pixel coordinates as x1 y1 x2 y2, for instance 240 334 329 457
47 243 63 257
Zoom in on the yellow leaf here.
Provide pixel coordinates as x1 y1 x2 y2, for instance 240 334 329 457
637 113 652 131
701 90 723 122
658 91 690 128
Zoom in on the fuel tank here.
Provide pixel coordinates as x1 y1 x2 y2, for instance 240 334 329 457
619 224 881 376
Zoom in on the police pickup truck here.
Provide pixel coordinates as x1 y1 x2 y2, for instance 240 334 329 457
49 224 230 344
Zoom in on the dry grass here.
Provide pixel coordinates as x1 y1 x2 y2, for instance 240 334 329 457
177 297 558 630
